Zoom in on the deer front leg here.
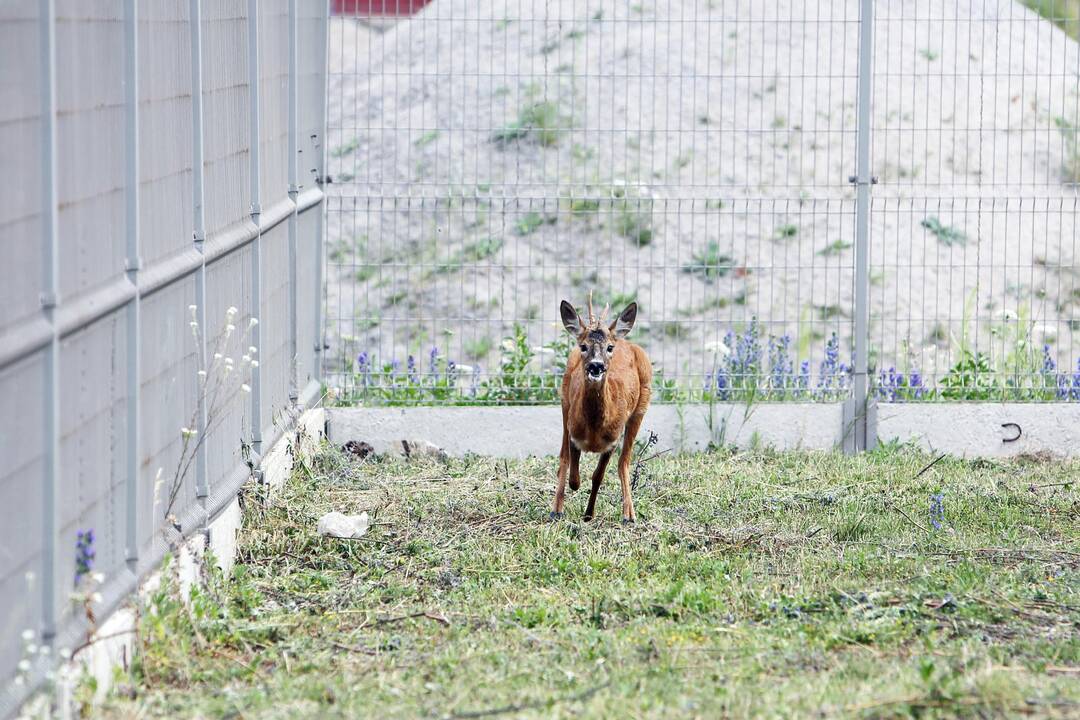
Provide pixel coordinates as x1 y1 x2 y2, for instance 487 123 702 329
551 426 570 520
618 413 645 523
583 450 612 521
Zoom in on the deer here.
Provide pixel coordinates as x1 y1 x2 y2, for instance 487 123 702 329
551 294 653 524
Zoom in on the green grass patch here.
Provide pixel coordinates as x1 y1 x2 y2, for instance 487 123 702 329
683 241 733 282
817 239 853 257
492 101 566 147
921 216 968 246
331 137 359 158
108 447 1080 718
515 212 557 236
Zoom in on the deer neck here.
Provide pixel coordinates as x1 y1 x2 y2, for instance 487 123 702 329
581 375 611 425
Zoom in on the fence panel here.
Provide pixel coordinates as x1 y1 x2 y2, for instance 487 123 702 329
870 0 1080 402
325 0 1080 408
326 0 862 405
0 1 327 713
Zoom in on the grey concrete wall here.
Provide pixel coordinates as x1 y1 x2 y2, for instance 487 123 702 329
328 403 848 458
329 402 1080 459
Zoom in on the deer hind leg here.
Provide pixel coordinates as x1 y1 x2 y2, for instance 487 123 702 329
551 426 570 520
583 450 612 521
618 413 646 523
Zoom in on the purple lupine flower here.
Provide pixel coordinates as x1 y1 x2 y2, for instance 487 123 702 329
1042 344 1056 375
428 345 440 379
356 351 371 388
817 333 841 397
389 359 401 387
715 367 730 400
703 371 714 395
447 359 457 389
75 529 95 585
768 334 793 395
929 493 945 530
909 370 925 398
797 360 811 398
406 355 418 384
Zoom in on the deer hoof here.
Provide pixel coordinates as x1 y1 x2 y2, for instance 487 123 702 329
621 516 636 525
548 511 564 522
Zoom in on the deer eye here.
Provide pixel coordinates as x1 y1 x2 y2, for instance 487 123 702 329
606 345 614 353
580 344 588 353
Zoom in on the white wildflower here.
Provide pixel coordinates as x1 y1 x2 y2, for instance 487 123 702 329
12 676 24 687
214 352 223 360
181 427 197 438
197 369 207 378
455 365 474 374
59 647 72 660
17 660 30 673
25 644 37 656
90 592 103 604
91 572 105 584
188 304 197 317
248 318 259 328
241 384 251 393
501 339 516 352
241 354 251 363
226 306 238 317
250 360 259 368
39 646 50 657
21 629 34 642
249 345 258 354
225 323 236 336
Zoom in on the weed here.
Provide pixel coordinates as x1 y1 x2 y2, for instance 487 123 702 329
682 242 733 282
491 101 565 147
817 239 852 256
413 129 439 147
331 137 359 158
774 223 799 241
921 216 967 246
514 212 556 235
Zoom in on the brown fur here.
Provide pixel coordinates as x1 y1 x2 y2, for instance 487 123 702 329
552 301 653 522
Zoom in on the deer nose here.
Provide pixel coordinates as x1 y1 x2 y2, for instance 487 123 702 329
586 361 605 376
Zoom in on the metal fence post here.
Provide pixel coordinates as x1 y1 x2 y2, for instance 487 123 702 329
248 0 264 456
849 0 876 453
124 0 141 569
189 0 209 497
313 0 330 385
39 0 60 642
287 0 300 404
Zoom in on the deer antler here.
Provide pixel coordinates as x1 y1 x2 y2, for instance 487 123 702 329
599 303 611 324
587 290 595 324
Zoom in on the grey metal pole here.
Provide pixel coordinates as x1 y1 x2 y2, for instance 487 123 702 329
39 0 60 642
313 0 330 386
852 0 875 452
190 0 209 498
287 0 300 404
248 0 264 455
124 0 141 569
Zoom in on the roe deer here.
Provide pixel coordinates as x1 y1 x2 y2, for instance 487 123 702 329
551 294 653 523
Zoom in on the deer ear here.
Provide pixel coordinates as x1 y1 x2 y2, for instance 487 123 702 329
610 302 638 338
560 300 584 336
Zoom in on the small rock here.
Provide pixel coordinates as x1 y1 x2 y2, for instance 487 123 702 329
317 511 370 539
396 439 448 462
342 440 375 460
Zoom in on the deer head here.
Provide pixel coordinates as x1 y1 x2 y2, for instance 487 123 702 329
560 294 638 383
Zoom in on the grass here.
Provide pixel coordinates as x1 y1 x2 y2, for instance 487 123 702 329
107 445 1080 718
491 101 565 147
1023 0 1080 40
921 217 968 246
682 241 733 282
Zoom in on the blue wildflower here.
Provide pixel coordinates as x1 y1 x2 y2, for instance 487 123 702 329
929 493 945 530
406 355 418 384
75 529 95 585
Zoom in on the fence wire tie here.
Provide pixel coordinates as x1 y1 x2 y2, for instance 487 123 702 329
1001 423 1022 443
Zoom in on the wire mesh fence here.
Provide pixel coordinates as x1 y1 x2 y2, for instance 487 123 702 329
324 0 1080 405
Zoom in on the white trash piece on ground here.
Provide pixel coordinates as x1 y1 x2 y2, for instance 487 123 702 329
317 511 370 539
